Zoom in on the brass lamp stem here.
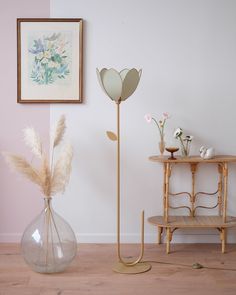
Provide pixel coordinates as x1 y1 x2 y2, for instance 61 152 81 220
117 101 121 254
115 102 147 268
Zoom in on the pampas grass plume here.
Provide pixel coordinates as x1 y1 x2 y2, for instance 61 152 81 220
3 153 42 187
3 115 73 198
23 127 42 158
51 143 73 195
53 115 66 148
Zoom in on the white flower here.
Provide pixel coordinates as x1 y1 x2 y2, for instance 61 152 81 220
174 128 183 138
184 135 194 141
37 52 44 60
96 68 142 102
44 50 51 59
144 114 152 123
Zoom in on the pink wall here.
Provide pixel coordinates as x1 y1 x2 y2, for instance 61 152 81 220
0 0 50 241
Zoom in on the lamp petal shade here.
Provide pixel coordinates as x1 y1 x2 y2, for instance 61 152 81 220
119 69 130 81
121 69 142 101
96 68 142 102
100 69 123 101
96 68 109 97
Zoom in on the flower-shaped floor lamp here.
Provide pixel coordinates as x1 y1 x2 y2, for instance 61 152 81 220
97 68 151 274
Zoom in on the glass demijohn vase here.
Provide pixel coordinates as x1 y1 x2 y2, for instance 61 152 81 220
21 197 77 273
3 115 76 273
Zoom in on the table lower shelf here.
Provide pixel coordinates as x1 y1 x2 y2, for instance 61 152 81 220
148 215 236 254
148 215 236 228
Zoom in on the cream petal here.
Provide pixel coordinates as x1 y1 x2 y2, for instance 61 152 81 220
96 68 111 98
100 68 107 80
119 69 129 81
102 69 122 101
139 69 142 78
121 68 141 101
97 68 115 101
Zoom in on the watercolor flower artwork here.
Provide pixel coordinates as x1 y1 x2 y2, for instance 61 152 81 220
17 19 83 103
28 32 71 85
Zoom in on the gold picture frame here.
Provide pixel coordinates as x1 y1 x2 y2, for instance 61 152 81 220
17 18 83 103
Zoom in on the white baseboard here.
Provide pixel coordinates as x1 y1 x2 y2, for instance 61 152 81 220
0 234 22 243
76 232 236 244
1 233 236 244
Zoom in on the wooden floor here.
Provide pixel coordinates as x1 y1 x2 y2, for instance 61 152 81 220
1 243 236 294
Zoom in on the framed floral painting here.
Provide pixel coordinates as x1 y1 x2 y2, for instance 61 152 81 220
17 18 83 103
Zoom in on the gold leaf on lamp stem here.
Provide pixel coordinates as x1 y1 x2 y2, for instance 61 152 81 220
106 131 117 141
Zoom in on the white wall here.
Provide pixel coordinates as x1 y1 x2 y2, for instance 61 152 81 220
50 0 236 243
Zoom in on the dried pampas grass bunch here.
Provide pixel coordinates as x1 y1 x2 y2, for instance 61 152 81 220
3 115 73 198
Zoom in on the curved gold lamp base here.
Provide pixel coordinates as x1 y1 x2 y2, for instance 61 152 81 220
112 262 151 274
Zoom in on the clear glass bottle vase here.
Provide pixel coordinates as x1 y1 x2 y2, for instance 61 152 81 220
21 197 77 273
159 138 166 156
180 142 191 157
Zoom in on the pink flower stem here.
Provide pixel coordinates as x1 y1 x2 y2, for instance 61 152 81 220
152 118 164 140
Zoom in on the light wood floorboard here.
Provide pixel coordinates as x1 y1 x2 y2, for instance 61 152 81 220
0 243 236 294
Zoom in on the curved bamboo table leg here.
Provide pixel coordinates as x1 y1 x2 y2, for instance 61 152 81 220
157 226 163 244
190 163 198 217
218 164 223 216
163 163 167 219
164 163 171 223
223 163 228 223
221 228 226 253
166 227 171 254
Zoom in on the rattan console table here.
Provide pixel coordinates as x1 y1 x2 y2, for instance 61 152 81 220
148 155 236 254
